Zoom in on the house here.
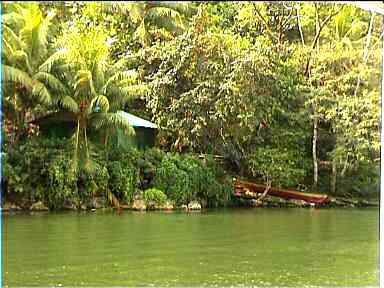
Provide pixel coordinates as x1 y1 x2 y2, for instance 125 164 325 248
115 111 157 149
31 111 158 150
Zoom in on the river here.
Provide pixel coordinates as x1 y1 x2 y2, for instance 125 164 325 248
2 208 379 287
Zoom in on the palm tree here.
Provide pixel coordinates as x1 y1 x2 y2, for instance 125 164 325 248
103 1 194 47
1 2 66 142
333 5 369 50
40 25 148 172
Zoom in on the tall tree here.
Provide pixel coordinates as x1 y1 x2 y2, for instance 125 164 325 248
41 24 148 171
300 3 381 193
1 2 66 143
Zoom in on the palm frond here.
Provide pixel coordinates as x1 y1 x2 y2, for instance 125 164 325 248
52 63 77 81
124 3 145 22
89 95 110 113
34 72 67 94
159 2 195 17
99 2 134 16
102 70 138 93
39 50 68 72
148 6 182 21
111 58 128 71
121 84 149 98
74 70 96 98
19 25 33 56
36 9 55 54
31 81 52 105
92 61 105 92
91 112 135 136
58 95 79 113
20 4 46 60
2 64 34 89
1 12 24 26
2 38 15 63
147 7 184 31
106 84 146 111
2 24 23 51
12 50 33 74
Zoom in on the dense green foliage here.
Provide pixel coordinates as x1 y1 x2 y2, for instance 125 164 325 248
152 153 232 206
2 2 381 209
3 137 231 208
142 188 167 206
107 160 137 203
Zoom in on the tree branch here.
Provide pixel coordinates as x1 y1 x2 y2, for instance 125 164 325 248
296 7 305 46
281 8 294 31
252 3 278 42
256 179 271 201
312 6 343 50
304 5 343 77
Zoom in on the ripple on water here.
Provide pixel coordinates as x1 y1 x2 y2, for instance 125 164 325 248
3 209 379 286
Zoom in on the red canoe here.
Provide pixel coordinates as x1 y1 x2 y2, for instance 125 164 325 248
234 179 330 205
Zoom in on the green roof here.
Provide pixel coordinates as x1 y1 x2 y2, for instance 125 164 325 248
117 111 157 129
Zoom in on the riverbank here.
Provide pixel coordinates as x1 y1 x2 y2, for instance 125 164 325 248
2 193 378 213
4 138 380 213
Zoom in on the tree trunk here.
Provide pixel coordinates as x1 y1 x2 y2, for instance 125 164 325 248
75 119 80 155
315 3 320 53
296 6 305 46
340 155 349 177
331 160 337 194
304 4 342 76
313 112 318 188
311 4 321 189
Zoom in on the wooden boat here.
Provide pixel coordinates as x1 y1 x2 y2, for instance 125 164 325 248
234 179 330 205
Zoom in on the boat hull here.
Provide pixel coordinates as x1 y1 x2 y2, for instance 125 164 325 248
234 179 330 205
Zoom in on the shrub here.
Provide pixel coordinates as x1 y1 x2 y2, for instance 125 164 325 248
3 136 78 208
142 148 166 167
152 155 192 205
152 153 233 207
107 160 138 203
47 154 78 209
3 137 233 209
75 164 110 207
247 147 306 188
142 188 167 205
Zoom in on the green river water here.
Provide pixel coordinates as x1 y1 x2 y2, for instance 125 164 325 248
2 208 379 287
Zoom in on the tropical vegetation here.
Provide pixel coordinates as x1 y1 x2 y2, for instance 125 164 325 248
1 1 381 210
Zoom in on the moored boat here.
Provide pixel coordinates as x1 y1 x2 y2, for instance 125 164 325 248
234 179 330 205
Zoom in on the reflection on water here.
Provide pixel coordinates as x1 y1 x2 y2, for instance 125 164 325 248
2 208 379 286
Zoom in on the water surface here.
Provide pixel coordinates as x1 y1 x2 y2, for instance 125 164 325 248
2 208 379 287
